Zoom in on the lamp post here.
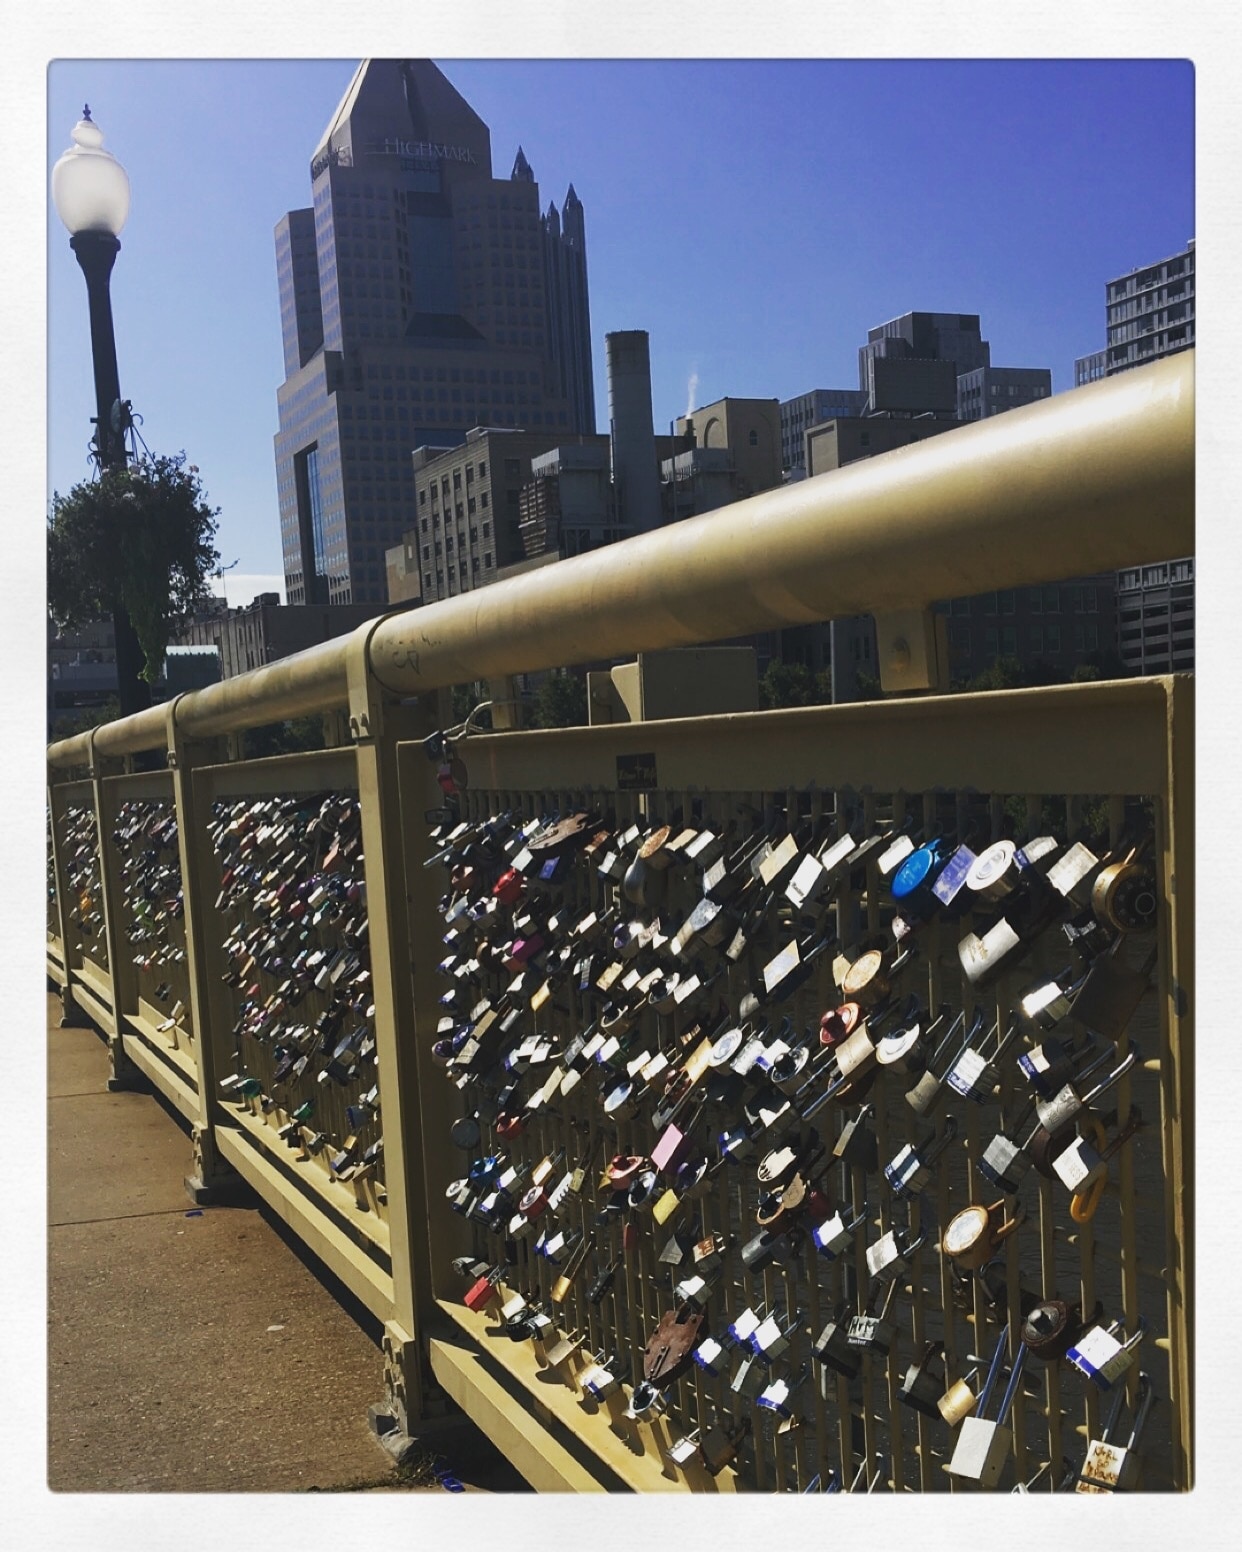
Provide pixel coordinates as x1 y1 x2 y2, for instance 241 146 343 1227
51 105 151 719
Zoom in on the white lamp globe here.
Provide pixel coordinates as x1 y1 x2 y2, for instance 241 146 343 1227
51 109 130 237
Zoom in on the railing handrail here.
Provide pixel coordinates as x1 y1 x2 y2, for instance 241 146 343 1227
47 350 1193 767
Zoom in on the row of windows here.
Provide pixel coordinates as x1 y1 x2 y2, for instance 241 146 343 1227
952 622 1099 656
947 585 1099 616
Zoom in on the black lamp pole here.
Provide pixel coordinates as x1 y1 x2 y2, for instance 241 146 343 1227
67 220 151 718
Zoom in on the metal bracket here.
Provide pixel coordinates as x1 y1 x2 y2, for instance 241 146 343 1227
346 617 394 745
874 608 951 694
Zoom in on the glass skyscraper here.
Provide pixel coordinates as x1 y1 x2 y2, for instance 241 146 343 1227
274 59 595 605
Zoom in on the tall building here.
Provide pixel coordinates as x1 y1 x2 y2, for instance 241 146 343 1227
858 311 991 412
779 388 868 477
273 59 596 606
1074 238 1196 673
956 365 1051 422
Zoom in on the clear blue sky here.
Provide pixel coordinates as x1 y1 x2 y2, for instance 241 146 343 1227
46 56 1193 598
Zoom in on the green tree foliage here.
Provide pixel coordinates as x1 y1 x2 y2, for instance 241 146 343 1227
530 670 587 728
759 660 819 709
243 715 328 759
47 453 221 684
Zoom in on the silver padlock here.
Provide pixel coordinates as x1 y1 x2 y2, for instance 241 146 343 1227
1017 966 1089 1035
731 1351 769 1400
904 1008 985 1117
812 1202 867 1260
1066 1314 1146 1389
578 1350 626 1400
1076 1371 1156 1492
692 1331 730 1378
757 1362 809 1421
1035 1044 1139 1135
1016 1026 1098 1097
865 1224 927 1281
666 1428 702 1466
749 1306 803 1362
947 1337 1030 1488
883 1116 958 1198
945 1019 1020 1104
1051 1108 1142 1195
977 1100 1043 1195
846 1278 899 1354
874 1002 955 1076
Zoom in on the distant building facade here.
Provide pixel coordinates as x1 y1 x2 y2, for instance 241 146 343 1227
273 59 596 608
779 387 868 476
173 594 387 679
1074 238 1196 673
676 397 783 500
957 365 1051 422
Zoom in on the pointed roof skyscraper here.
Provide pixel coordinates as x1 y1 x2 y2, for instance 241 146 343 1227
511 146 534 182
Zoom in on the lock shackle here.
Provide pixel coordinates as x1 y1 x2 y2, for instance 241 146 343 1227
1079 1043 1140 1106
1096 1370 1131 1446
995 1339 1030 1426
975 1326 1011 1417
924 1113 959 1164
1125 1371 1157 1448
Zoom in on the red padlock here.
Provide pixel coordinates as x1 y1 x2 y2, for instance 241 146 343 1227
464 1264 506 1312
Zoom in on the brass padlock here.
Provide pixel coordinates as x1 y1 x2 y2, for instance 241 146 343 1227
941 1198 1024 1271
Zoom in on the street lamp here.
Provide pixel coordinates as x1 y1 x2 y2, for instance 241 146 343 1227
51 105 151 717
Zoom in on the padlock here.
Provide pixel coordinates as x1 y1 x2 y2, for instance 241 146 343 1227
665 1428 702 1467
945 1019 1020 1105
757 1362 809 1421
874 1001 953 1075
1066 1313 1146 1389
977 1104 1044 1195
578 1350 626 1400
866 1223 927 1281
941 1198 1024 1270
749 1306 802 1362
846 1277 899 1353
946 1336 1029 1487
1090 838 1158 933
1016 1026 1098 1097
550 1234 595 1304
624 1378 668 1422
463 1263 507 1312
1050 1107 1142 1196
1070 942 1157 1041
699 1417 751 1476
829 1104 878 1173
1035 1044 1139 1135
1021 1295 1101 1362
812 1202 867 1260
839 943 915 1011
938 1348 988 1427
1075 1371 1156 1492
884 1116 958 1198
731 1352 770 1400
904 1008 985 1117
897 1340 947 1418
956 916 1026 986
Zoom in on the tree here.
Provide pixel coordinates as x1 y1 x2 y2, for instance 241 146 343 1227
48 453 221 686
759 659 820 709
530 670 587 728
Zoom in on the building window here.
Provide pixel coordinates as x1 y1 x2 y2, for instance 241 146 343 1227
1002 626 1017 656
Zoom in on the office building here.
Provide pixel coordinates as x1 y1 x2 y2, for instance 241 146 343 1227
273 59 596 607
676 398 783 499
1074 238 1196 673
779 388 867 476
173 594 387 679
858 311 991 412
956 365 1051 422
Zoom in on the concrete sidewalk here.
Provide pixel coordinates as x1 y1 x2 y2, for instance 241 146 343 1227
47 993 527 1493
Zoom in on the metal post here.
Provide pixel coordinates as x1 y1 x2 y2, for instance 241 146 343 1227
67 228 150 721
89 732 142 1087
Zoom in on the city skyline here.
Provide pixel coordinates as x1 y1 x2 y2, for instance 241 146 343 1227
45 56 1194 602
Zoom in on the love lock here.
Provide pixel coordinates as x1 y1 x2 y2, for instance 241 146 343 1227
1021 1295 1102 1363
945 1018 1020 1105
941 1198 1025 1271
1090 838 1158 934
578 1350 626 1400
699 1417 751 1476
463 1262 508 1312
812 1202 868 1260
865 1224 927 1281
874 1001 953 1076
1035 1043 1138 1136
550 1234 596 1304
832 1104 879 1172
884 1115 958 1199
1066 1313 1146 1389
904 1008 985 1118
1016 1026 1098 1098
846 1277 900 1354
1075 1371 1157 1492
812 1300 862 1378
977 1099 1044 1195
938 1339 994 1426
947 1335 1030 1487
644 1303 708 1391
839 944 916 1011
749 1306 803 1362
1070 942 1157 1042
1052 1106 1143 1196
757 1362 809 1422
897 1340 947 1418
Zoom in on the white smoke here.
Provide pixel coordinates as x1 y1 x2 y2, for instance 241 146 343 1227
685 369 699 418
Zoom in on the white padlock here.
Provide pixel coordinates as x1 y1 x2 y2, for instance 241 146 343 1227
1076 1372 1156 1492
947 1338 1029 1488
1066 1315 1145 1389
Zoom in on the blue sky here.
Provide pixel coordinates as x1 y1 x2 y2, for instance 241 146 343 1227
46 55 1193 600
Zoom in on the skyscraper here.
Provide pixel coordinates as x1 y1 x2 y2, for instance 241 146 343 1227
274 59 596 605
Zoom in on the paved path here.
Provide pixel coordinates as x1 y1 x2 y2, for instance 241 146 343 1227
46 993 526 1495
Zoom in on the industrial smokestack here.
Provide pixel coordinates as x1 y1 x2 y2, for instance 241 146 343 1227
606 330 661 535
